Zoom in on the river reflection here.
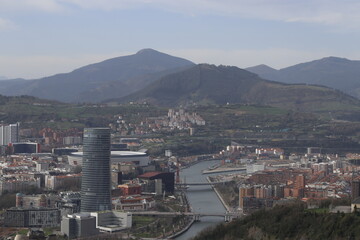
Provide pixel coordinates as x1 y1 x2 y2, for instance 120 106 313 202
175 160 225 240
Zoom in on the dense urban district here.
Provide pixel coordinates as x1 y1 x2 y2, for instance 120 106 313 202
1 96 360 239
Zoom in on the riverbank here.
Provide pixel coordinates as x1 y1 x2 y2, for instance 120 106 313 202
206 177 231 212
168 216 195 239
182 158 220 169
166 190 195 239
172 159 229 240
202 167 246 174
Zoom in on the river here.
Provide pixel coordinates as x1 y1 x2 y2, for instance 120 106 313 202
175 160 226 240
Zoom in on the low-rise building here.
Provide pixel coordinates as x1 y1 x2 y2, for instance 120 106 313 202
138 171 175 194
16 193 59 208
118 183 142 196
113 195 155 211
61 213 98 239
0 176 39 195
90 211 132 233
4 207 61 227
57 192 81 216
45 174 81 190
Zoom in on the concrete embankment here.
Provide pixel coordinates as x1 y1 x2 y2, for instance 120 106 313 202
206 177 231 212
167 216 195 239
167 191 195 239
182 158 220 169
202 167 246 174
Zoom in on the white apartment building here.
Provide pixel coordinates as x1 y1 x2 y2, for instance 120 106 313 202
0 123 20 146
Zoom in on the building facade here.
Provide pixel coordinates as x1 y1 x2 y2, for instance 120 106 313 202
80 128 111 212
138 171 175 194
90 211 132 233
113 195 155 211
11 142 39 154
4 208 61 227
0 123 20 146
0 177 39 195
45 174 81 191
67 150 149 167
61 213 98 239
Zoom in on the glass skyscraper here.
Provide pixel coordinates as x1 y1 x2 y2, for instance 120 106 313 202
80 128 111 212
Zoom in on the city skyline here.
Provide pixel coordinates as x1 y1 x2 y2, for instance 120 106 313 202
0 0 360 79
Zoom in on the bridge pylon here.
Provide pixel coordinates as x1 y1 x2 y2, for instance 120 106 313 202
194 214 201 222
224 214 231 222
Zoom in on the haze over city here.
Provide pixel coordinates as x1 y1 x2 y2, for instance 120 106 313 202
1 0 360 79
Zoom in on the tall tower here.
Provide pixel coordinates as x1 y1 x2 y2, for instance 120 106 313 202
81 128 111 212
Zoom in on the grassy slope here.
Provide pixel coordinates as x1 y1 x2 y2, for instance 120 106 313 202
118 64 360 119
192 204 360 240
0 95 166 129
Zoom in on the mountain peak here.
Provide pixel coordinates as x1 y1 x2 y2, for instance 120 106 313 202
245 64 279 81
0 49 195 103
247 64 277 71
136 48 159 55
319 56 350 63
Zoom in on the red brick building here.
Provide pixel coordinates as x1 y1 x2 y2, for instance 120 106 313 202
118 184 142 196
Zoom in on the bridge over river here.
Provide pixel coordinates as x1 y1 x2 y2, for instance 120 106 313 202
132 211 241 222
175 180 231 186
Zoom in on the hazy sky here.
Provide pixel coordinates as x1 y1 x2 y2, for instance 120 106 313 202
1 0 360 79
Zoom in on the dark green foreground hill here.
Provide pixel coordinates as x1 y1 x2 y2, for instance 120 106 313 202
192 204 360 240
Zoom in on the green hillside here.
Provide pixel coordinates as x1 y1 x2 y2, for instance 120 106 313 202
193 204 360 240
0 95 165 129
116 64 360 118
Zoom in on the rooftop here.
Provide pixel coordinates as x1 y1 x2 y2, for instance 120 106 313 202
138 171 163 178
70 151 147 157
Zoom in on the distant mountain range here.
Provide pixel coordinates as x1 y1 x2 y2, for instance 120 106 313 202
246 57 360 99
1 50 360 116
111 64 360 114
0 49 194 103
